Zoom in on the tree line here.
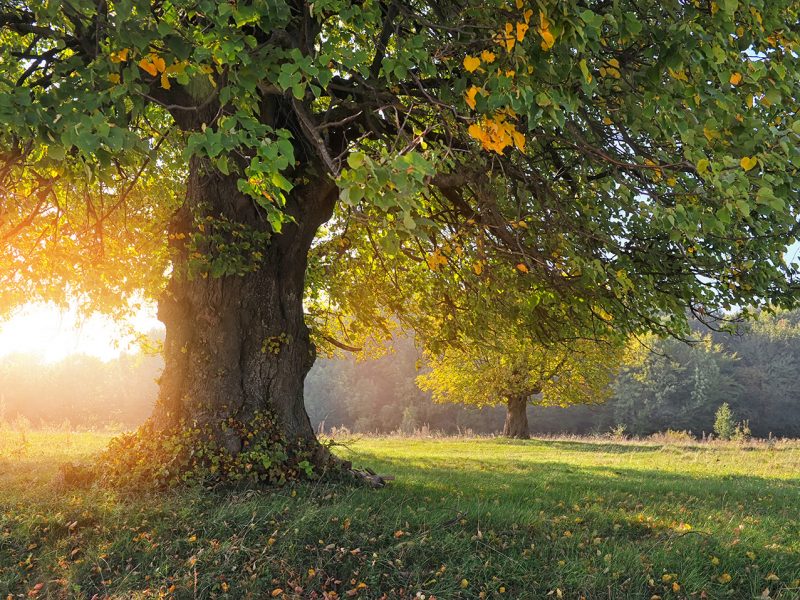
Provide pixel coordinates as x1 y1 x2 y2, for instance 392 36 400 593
307 310 800 439
3 310 799 438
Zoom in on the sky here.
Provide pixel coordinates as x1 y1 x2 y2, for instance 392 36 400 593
0 303 162 363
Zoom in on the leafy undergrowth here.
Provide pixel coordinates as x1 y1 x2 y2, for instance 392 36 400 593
1 431 799 599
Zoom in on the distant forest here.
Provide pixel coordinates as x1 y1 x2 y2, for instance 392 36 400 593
2 310 800 437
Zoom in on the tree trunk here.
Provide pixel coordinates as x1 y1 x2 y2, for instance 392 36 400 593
503 396 530 439
153 157 336 461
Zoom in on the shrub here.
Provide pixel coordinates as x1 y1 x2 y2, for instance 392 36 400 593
714 403 736 440
609 424 627 440
732 419 752 442
649 429 695 444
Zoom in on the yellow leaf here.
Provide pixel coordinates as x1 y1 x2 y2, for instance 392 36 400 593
740 156 758 171
160 72 171 90
271 589 283 597
481 50 496 64
468 122 485 142
109 48 129 63
165 60 189 76
473 261 483 275
672 582 680 592
540 29 555 50
516 22 529 41
516 263 529 273
460 579 469 589
730 72 743 85
718 573 732 584
153 56 166 73
138 57 158 77
523 8 533 23
515 0 524 8
426 250 448 271
512 130 526 151
502 23 516 51
463 55 481 72
539 11 550 31
603 116 613 125
644 158 662 181
465 86 479 110
667 67 688 82
107 73 121 84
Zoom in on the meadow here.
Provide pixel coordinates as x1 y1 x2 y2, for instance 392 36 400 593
1 430 799 599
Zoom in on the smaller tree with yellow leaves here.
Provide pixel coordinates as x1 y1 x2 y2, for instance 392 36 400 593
418 334 623 439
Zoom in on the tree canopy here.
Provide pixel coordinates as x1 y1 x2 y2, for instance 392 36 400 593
418 335 620 408
2 0 798 344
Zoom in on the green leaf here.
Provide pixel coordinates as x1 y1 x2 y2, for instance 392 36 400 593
347 152 366 169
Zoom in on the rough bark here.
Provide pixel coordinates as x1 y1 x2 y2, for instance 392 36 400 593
503 395 530 439
153 157 335 459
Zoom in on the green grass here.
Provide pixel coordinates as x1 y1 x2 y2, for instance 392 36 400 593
2 431 800 599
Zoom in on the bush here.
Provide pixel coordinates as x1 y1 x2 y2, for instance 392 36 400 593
649 429 695 444
732 419 752 442
714 403 736 440
609 424 627 440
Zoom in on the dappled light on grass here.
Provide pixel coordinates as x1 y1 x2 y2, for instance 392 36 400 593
1 433 799 598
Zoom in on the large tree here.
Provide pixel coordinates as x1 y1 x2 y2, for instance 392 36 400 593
1 0 799 474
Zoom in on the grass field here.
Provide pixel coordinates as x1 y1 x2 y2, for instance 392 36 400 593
1 431 799 599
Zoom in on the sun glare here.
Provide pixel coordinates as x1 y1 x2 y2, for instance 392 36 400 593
0 303 162 363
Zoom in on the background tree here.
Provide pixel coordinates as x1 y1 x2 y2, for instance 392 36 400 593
418 336 621 438
2 1 799 477
714 401 736 440
610 333 742 435
715 309 800 435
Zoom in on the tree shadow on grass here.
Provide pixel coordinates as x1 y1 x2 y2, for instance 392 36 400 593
319 449 800 598
343 448 800 524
